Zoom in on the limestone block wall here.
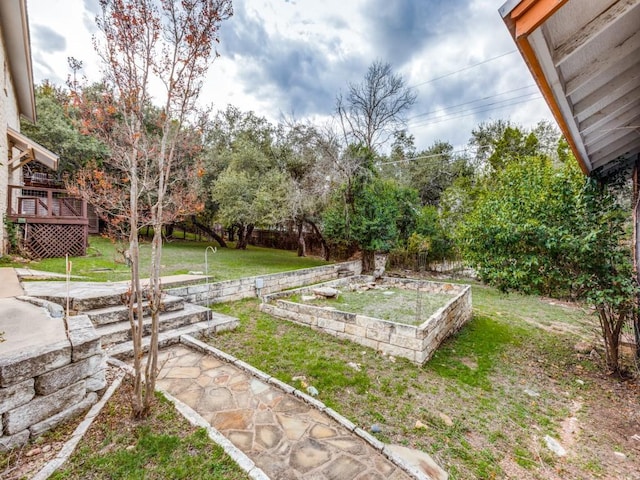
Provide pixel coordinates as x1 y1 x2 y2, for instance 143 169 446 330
166 261 362 305
0 315 106 451
260 276 472 365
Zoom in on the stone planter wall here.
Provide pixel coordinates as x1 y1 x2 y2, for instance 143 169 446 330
166 261 362 306
260 276 472 365
0 315 106 451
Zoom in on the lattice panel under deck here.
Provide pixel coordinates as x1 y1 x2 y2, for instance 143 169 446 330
23 223 87 259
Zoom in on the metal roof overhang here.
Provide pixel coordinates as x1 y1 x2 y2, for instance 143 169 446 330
7 126 59 171
500 0 640 178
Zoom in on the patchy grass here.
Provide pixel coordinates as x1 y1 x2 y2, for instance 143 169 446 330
289 287 453 325
210 281 640 480
47 377 249 480
7 235 329 282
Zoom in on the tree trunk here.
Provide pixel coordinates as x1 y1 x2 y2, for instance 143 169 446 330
305 219 330 261
190 215 227 247
127 152 145 419
235 224 253 250
235 224 245 249
297 220 306 257
632 160 640 363
361 249 375 274
165 223 174 239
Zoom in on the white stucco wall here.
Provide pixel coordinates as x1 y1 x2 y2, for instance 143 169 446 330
0 28 22 256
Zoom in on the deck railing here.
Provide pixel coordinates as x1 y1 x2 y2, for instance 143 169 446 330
7 184 88 224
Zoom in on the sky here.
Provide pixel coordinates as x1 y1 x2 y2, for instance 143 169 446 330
26 0 555 153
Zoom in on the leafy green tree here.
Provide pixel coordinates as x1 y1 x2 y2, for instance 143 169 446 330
324 177 418 271
461 155 636 373
20 82 108 176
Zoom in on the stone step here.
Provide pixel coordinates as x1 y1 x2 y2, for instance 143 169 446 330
106 313 239 359
87 295 185 326
96 303 212 346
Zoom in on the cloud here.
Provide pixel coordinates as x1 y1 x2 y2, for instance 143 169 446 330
219 0 367 117
32 25 66 53
360 0 468 66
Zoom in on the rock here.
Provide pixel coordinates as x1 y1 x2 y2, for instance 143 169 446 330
386 444 448 480
25 447 42 457
347 362 361 372
573 341 593 354
415 420 427 430
383 291 394 296
306 386 319 397
35 354 104 396
0 378 35 414
631 434 640 442
371 424 382 433
3 381 85 435
126 445 136 451
438 412 453 427
292 375 306 382
613 451 627 460
42 445 52 453
301 295 315 302
312 287 339 298
524 388 540 398
388 356 396 363
576 379 585 386
544 435 566 457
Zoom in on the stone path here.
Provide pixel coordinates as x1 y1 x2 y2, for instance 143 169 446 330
156 344 417 480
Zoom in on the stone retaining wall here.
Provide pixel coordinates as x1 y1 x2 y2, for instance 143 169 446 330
260 276 472 365
0 314 106 450
166 261 362 305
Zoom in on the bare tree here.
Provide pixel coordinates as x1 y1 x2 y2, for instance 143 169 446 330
72 0 232 418
337 60 416 152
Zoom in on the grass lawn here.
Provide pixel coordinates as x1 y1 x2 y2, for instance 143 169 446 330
209 278 640 480
289 286 453 325
2 235 330 282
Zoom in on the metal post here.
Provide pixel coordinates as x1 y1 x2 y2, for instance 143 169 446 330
205 246 216 326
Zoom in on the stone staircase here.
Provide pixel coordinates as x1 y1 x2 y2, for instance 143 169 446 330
22 280 239 359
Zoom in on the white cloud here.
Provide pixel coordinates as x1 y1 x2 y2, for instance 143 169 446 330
27 0 554 152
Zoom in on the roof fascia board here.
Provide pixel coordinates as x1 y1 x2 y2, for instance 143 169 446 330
0 0 36 122
518 29 591 172
510 0 568 39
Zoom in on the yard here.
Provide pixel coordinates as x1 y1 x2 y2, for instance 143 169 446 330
1 235 330 282
1 246 639 479
210 280 640 480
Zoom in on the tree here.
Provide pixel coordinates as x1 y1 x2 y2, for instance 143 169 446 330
206 108 294 249
460 155 637 374
404 140 472 206
323 177 419 271
337 60 416 152
20 82 108 176
72 0 232 417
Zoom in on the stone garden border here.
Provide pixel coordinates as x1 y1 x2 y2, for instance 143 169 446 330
260 276 472 365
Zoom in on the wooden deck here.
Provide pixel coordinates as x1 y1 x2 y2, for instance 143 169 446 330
6 184 88 258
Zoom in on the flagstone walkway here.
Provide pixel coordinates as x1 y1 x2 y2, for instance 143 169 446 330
155 343 423 480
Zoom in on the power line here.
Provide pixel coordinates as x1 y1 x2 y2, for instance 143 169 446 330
407 84 537 121
408 50 518 89
377 146 490 166
408 94 543 129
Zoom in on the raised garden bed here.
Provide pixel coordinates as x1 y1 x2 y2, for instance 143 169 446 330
260 276 472 364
